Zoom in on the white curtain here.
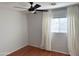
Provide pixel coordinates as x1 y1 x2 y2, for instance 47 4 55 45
67 5 79 56
41 11 52 51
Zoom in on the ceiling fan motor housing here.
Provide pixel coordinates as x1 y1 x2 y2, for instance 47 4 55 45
28 7 35 11
28 2 41 11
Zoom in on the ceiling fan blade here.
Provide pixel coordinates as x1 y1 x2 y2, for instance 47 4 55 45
33 4 41 9
36 10 48 12
14 6 27 9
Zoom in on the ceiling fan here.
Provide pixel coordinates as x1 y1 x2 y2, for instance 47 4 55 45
14 2 48 14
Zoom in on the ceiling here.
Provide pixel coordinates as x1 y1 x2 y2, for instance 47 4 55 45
0 2 78 11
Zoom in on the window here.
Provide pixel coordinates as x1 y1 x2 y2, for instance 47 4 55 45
50 18 67 33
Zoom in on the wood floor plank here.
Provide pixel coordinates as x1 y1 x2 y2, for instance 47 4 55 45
7 46 69 56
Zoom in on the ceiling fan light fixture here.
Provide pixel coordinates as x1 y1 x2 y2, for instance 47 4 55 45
29 10 36 14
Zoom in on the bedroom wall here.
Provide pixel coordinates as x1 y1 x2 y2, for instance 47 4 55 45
0 8 28 55
27 12 43 47
51 33 68 54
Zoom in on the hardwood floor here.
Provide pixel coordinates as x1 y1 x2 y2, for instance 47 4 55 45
8 46 69 56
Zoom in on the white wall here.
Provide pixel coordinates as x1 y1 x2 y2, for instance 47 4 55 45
27 12 43 48
0 8 28 55
51 33 68 54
